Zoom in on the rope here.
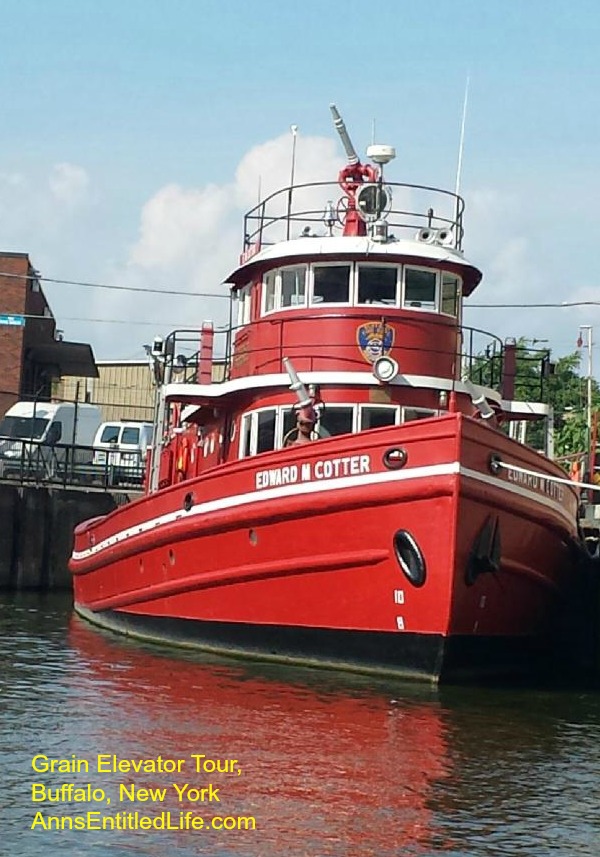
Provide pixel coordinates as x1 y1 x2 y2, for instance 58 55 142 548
495 461 600 493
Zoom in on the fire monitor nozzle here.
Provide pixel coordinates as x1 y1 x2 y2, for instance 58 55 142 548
330 103 359 165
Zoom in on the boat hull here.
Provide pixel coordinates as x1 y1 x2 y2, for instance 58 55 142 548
70 414 580 683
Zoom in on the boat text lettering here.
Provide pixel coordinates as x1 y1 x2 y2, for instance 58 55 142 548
255 455 371 490
506 468 564 501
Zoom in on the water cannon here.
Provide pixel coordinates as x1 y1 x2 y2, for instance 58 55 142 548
463 379 495 420
283 357 312 409
330 103 360 165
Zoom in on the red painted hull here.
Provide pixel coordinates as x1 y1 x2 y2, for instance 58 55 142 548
70 414 579 682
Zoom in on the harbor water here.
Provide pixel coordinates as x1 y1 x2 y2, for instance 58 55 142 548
2 591 599 856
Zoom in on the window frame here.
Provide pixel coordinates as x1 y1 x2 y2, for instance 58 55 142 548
359 403 401 431
309 262 353 307
402 265 440 312
355 263 400 307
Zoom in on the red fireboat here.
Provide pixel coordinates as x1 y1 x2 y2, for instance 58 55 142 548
70 105 580 682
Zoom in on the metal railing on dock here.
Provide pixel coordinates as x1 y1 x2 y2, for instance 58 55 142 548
0 438 146 493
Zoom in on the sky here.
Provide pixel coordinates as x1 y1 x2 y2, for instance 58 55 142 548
2 0 600 372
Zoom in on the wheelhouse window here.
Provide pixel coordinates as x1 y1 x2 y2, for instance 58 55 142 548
258 262 462 319
263 271 277 314
404 268 437 311
237 284 252 327
441 273 460 317
281 266 307 308
357 265 398 305
312 265 351 304
360 406 399 430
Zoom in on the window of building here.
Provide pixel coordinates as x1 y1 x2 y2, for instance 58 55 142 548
441 274 461 317
404 268 437 311
281 266 307 308
357 265 398 305
360 405 399 431
312 265 351 304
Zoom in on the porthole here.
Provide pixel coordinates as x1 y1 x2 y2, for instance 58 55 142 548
383 447 408 469
393 530 426 587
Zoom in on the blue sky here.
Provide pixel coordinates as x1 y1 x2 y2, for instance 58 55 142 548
2 0 600 366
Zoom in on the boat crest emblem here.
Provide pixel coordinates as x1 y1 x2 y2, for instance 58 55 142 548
356 322 395 364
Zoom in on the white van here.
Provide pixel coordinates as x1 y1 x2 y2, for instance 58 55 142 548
0 401 102 474
92 421 154 484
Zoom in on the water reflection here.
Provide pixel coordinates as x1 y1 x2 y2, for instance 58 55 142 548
65 618 451 856
2 594 599 857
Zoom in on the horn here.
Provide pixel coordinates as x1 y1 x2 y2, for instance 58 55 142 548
416 227 436 243
436 228 455 246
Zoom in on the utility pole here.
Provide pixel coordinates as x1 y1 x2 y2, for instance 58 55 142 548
578 325 594 476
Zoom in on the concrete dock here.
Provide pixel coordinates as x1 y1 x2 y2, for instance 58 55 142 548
0 483 117 589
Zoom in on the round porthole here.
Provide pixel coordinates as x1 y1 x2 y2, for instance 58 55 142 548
393 530 426 587
183 492 194 512
383 447 408 470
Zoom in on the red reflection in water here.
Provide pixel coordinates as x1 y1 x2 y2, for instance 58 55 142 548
68 618 453 855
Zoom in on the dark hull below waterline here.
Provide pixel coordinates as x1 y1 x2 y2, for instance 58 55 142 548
74 605 553 684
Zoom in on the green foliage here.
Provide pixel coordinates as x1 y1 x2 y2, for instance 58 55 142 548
470 339 599 458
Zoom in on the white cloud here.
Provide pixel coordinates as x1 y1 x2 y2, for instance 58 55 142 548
48 163 90 207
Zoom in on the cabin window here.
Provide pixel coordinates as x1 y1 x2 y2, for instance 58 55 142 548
256 410 276 454
360 405 399 431
237 284 252 327
402 407 437 422
404 268 437 311
281 266 307 308
357 265 398 305
441 274 460 317
263 271 277 314
312 265 351 304
319 406 354 437
240 413 252 457
239 408 277 457
100 425 120 444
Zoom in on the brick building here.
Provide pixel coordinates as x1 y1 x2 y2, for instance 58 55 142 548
0 252 98 417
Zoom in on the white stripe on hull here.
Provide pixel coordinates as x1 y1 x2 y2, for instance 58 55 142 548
72 461 576 561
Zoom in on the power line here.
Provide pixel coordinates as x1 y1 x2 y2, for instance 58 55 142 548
468 301 600 308
0 270 230 299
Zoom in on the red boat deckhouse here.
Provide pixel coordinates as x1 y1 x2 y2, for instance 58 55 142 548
70 105 580 682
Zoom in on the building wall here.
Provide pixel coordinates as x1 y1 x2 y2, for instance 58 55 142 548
0 254 28 417
58 362 156 422
55 360 227 422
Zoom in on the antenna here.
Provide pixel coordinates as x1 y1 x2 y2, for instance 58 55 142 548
286 125 298 240
289 125 298 187
454 75 470 199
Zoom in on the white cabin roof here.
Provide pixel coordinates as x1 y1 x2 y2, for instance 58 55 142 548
225 235 481 290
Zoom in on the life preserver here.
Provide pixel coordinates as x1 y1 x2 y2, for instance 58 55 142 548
176 437 190 477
